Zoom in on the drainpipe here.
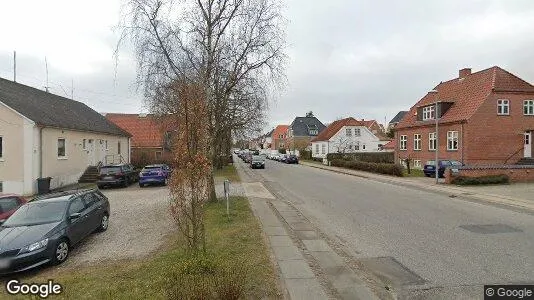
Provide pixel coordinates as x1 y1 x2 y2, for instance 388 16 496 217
461 122 464 164
39 126 44 178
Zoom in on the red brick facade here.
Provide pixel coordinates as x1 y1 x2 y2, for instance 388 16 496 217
396 67 534 166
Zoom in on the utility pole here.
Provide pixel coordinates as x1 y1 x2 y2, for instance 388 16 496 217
428 89 440 184
45 57 50 92
13 51 16 82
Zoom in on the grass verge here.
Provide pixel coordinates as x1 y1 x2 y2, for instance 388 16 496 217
2 197 278 299
402 168 425 177
213 164 241 182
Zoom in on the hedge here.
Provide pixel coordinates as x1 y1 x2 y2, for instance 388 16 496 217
299 150 312 160
326 152 394 164
451 174 509 185
330 159 403 177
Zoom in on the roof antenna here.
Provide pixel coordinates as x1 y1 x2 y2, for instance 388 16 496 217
44 57 50 92
13 51 16 82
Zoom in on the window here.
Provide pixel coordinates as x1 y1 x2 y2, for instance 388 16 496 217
0 136 3 159
309 129 318 135
58 138 66 157
354 128 361 136
447 131 459 150
414 160 422 169
349 145 353 150
414 134 421 150
429 132 436 151
118 141 121 155
105 140 108 150
497 99 509 115
0 197 22 213
315 144 319 153
82 193 98 207
346 128 352 136
400 135 407 150
321 144 326 154
155 151 162 160
68 198 86 215
524 100 534 115
82 139 86 150
525 133 530 145
355 143 360 151
422 105 435 121
362 144 366 150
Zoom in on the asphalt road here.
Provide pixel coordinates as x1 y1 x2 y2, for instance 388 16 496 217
247 159 534 299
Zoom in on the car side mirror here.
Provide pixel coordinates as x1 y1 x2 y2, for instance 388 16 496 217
69 212 81 220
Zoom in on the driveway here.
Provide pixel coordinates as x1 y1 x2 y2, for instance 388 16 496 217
58 184 174 268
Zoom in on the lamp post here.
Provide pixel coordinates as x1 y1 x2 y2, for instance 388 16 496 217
429 89 439 184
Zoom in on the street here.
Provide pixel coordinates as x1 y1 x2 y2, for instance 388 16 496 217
240 159 534 299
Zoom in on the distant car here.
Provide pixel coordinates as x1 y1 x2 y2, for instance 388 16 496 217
423 160 463 178
285 155 299 164
279 154 288 163
0 194 27 224
97 163 138 188
139 164 171 187
244 153 253 163
250 155 266 169
0 188 110 274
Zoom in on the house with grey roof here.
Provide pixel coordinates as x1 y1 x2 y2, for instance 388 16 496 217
0 77 132 195
388 111 408 131
287 112 326 153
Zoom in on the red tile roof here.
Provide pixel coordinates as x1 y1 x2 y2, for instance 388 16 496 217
312 117 364 142
105 113 169 148
383 139 396 149
272 125 289 139
396 66 534 129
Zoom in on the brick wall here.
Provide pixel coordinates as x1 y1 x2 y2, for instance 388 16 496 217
445 165 534 183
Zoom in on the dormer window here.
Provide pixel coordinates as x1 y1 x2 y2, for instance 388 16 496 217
307 124 319 136
422 105 435 120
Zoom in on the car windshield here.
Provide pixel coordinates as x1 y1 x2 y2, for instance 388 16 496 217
252 155 264 161
0 197 21 213
3 201 68 227
144 166 162 170
100 166 122 174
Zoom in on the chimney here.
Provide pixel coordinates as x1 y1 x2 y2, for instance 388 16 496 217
459 68 471 78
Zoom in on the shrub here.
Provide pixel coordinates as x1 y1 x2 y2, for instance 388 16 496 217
299 150 312 160
451 174 509 185
331 159 403 177
278 148 286 154
326 152 394 164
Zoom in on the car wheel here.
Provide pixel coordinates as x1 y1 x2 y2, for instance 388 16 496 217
97 185 104 189
51 239 69 265
98 214 109 232
139 183 144 188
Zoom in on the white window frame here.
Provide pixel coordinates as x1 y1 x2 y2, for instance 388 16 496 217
429 132 436 151
346 128 352 136
400 135 407 151
118 141 121 155
524 100 534 116
497 99 509 115
414 134 421 150
105 140 109 151
82 139 87 150
321 144 326 154
447 131 459 151
422 106 435 121
354 128 361 137
58 138 67 159
414 160 422 169
0 135 4 161
315 144 319 153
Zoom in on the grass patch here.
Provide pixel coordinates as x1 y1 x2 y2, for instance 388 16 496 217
402 168 425 177
2 197 278 299
213 164 241 182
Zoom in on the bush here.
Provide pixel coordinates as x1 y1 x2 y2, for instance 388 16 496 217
331 159 403 177
278 148 286 154
451 174 509 185
326 152 394 164
299 150 312 160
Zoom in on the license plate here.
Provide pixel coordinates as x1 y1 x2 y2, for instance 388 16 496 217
104 176 113 180
0 258 11 269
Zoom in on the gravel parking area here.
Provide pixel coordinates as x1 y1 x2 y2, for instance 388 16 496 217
59 184 174 268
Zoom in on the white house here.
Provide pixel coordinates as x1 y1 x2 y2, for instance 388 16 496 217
311 117 384 159
0 78 132 195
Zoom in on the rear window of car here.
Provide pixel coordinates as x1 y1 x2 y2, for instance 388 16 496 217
425 161 435 165
0 197 21 213
144 166 162 170
100 166 122 174
450 161 462 166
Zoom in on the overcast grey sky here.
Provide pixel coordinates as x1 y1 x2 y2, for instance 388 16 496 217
2 0 534 132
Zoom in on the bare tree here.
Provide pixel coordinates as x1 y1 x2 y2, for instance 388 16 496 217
332 136 351 153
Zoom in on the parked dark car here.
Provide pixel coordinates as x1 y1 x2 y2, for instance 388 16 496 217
423 160 463 178
279 154 288 163
285 155 299 164
250 155 265 169
0 189 110 274
0 194 27 224
139 164 171 187
97 163 138 188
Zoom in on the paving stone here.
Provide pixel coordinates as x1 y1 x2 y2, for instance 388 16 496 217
269 235 294 247
303 239 331 252
289 221 314 231
285 278 329 300
279 260 315 279
295 230 319 240
263 226 288 236
272 246 303 261
311 250 345 269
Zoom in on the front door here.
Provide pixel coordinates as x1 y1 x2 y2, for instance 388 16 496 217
525 132 532 158
87 139 95 166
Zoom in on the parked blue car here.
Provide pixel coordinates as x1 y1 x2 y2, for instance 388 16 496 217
423 160 462 178
139 164 172 187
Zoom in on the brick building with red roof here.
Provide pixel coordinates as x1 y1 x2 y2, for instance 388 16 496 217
271 125 289 150
105 113 175 166
395 66 534 167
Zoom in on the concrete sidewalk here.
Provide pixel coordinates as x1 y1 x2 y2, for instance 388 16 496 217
300 161 534 212
234 162 381 300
